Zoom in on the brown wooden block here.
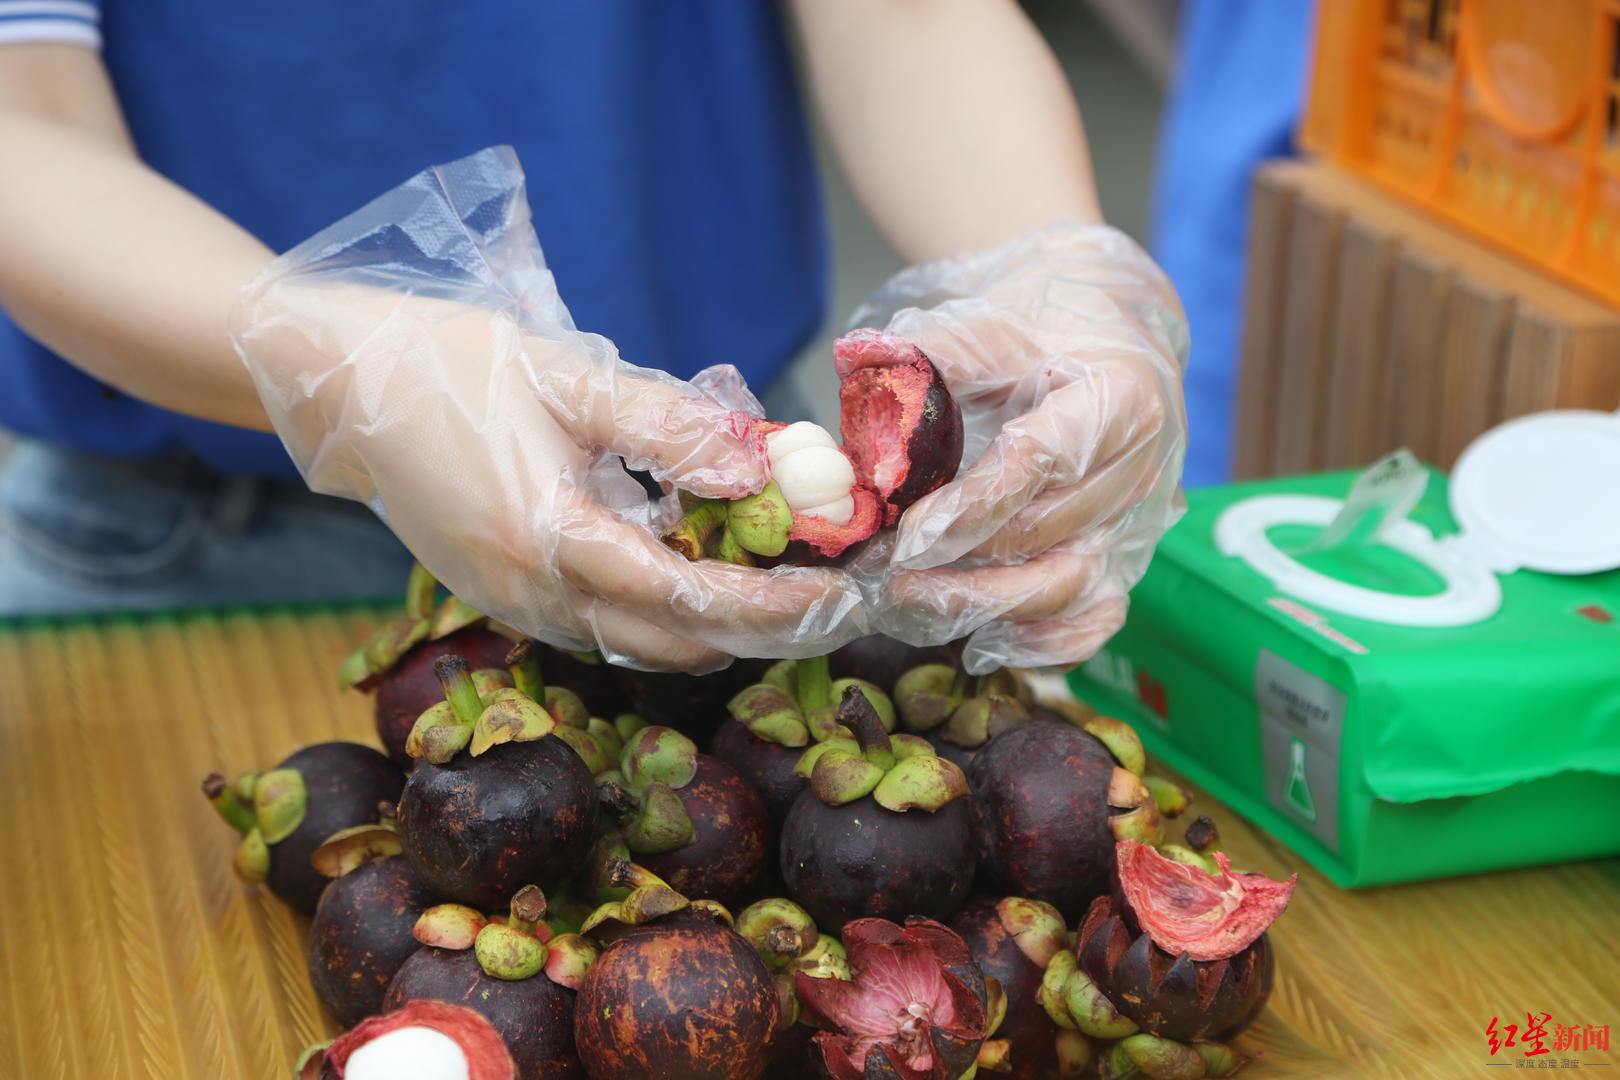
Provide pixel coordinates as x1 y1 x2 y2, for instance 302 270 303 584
1234 168 1298 480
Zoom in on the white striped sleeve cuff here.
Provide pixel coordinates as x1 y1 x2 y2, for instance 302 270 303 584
0 1 101 50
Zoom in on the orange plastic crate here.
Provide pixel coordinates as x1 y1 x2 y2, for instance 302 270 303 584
1302 0 1620 306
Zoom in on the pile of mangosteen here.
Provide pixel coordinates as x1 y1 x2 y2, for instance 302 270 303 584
201 331 1297 1080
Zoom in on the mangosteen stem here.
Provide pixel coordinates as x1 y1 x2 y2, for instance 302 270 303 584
661 499 727 562
838 685 894 769
796 654 832 713
404 562 438 621
598 777 641 818
201 773 255 834
508 885 548 933
433 655 485 725
506 639 545 701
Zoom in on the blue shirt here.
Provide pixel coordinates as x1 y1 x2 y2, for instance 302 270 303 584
1151 1 1313 488
0 1 828 475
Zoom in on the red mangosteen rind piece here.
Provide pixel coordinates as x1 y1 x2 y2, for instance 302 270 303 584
795 916 988 1080
1115 841 1297 963
834 329 965 527
307 853 443 1028
385 945 583 1080
319 999 515 1080
1075 893 1274 1044
575 907 781 1080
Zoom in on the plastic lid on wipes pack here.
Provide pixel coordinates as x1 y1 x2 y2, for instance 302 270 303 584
1214 409 1620 627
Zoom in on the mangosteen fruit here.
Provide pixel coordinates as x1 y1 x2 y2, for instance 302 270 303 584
733 897 851 1080
385 888 595 1080
794 916 993 1080
575 873 781 1080
307 824 442 1027
828 634 961 695
952 897 1092 1080
301 999 517 1080
594 725 769 907
969 716 1161 921
778 686 976 931
660 329 963 568
339 563 518 767
610 658 768 746
205 741 405 914
396 656 598 908
711 655 894 824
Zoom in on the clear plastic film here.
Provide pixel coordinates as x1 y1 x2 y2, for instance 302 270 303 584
846 221 1189 674
230 147 865 671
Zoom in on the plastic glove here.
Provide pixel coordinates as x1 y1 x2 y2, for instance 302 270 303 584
849 222 1189 675
231 147 864 671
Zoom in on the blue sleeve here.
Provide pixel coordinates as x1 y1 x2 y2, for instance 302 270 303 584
1150 0 1315 488
0 1 101 49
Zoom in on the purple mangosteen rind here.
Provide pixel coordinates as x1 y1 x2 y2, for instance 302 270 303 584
386 945 584 1080
574 913 780 1080
951 900 1066 1080
307 854 441 1028
709 719 807 826
968 721 1119 921
397 735 598 910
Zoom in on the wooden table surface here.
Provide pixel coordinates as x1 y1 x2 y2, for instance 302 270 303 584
0 610 1615 1079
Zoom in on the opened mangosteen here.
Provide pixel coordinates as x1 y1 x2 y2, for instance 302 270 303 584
778 686 976 931
396 655 598 908
1059 842 1294 1046
969 716 1161 921
953 897 1094 1080
385 887 595 1080
575 867 781 1080
300 999 518 1080
306 823 442 1027
661 329 963 567
204 741 404 914
794 916 997 1080
593 725 769 907
711 655 895 824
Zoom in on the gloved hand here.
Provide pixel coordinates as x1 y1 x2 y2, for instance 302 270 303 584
231 147 864 671
849 222 1189 675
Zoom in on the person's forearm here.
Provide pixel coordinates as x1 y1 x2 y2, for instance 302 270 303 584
791 0 1103 265
0 46 275 430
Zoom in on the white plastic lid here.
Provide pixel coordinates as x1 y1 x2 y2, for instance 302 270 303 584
1447 409 1620 574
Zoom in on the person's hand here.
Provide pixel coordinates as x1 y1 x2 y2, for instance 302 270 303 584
853 222 1189 674
232 148 864 671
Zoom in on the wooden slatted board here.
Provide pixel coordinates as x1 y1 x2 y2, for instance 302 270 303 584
0 610 1615 1078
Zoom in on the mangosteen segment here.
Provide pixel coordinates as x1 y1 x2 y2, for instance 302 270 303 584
834 329 964 527
1115 841 1297 963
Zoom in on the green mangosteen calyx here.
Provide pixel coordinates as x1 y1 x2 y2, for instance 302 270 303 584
598 726 701 855
405 654 557 765
727 655 893 748
311 821 403 880
578 859 732 937
410 886 598 988
252 767 308 845
795 685 970 812
734 897 820 970
338 563 440 690
896 664 1033 747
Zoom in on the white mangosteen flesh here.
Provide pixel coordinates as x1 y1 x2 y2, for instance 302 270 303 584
797 494 856 527
343 1026 471 1080
772 445 856 513
765 421 839 466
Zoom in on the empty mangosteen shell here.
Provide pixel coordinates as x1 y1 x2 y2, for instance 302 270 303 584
632 755 770 908
267 742 405 914
778 788 976 932
951 900 1061 1080
1075 894 1273 1043
575 912 780 1080
968 721 1118 921
374 627 515 766
397 736 598 910
837 351 965 526
709 719 808 825
385 945 583 1080
308 854 442 1028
